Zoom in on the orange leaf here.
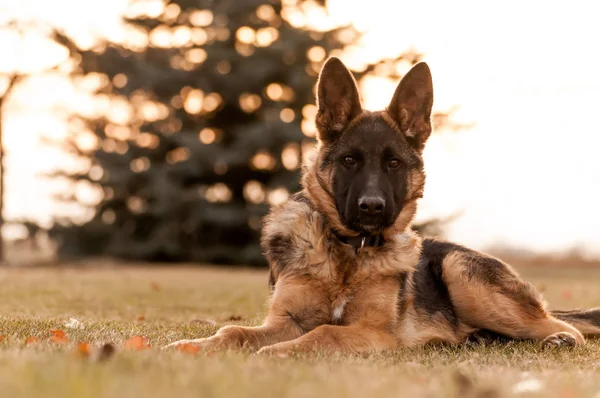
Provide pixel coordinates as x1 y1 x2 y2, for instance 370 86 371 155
25 336 40 345
124 335 151 351
76 342 91 357
49 329 69 344
150 282 161 292
136 315 146 321
50 329 66 338
0 335 5 343
176 343 200 354
51 335 69 344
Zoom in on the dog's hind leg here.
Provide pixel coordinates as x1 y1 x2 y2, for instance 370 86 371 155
442 251 584 348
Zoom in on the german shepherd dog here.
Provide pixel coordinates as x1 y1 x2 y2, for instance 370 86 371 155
166 58 600 354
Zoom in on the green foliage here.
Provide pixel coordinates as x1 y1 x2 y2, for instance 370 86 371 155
50 0 430 265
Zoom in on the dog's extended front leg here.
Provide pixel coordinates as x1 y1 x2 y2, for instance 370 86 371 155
256 324 397 356
164 315 304 351
165 275 331 351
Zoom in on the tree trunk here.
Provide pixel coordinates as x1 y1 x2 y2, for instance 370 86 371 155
0 75 19 265
0 96 4 264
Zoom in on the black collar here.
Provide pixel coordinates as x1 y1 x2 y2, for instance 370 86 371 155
335 232 385 252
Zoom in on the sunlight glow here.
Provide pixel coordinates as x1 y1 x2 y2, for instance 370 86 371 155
183 89 204 114
256 5 276 22
189 10 214 27
267 187 290 206
244 180 266 204
199 128 216 145
239 93 262 113
236 27 255 44
280 108 295 123
281 143 300 170
205 183 232 203
255 27 279 47
131 157 151 173
251 151 276 171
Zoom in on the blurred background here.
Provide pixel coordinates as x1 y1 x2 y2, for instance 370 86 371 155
1 0 599 267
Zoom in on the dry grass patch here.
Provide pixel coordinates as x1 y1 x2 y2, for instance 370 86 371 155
0 265 599 398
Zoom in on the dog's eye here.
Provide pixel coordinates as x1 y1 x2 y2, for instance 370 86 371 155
389 159 401 169
343 156 356 166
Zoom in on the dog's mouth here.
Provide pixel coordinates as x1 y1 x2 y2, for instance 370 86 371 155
338 200 396 236
347 215 388 235
355 222 382 234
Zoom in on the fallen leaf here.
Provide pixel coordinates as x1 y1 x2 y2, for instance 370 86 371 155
50 329 66 338
176 343 200 354
150 282 161 292
0 335 5 343
562 290 573 300
136 315 146 321
65 318 85 330
124 335 151 351
98 343 116 361
77 342 91 357
25 336 40 345
227 315 243 321
190 319 217 326
50 329 69 344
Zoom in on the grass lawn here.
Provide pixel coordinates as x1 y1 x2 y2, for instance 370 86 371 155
0 264 599 398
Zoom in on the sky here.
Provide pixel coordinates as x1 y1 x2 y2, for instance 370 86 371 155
1 0 600 257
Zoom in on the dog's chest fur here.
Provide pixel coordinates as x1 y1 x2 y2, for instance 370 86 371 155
262 197 422 327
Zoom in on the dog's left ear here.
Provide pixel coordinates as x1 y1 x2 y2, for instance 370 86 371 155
387 62 434 151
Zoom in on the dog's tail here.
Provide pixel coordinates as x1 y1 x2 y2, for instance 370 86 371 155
552 308 600 336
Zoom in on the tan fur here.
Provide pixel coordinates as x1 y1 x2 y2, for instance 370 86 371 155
382 171 424 239
399 309 472 346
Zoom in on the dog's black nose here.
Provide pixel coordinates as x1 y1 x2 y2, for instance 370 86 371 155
358 196 385 216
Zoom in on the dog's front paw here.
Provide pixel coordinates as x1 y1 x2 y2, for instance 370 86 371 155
541 332 578 349
256 343 293 358
162 338 209 350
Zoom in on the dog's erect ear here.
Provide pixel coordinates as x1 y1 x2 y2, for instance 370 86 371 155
387 62 434 151
315 57 362 142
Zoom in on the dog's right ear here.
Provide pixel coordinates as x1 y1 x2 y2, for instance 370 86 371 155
315 57 362 142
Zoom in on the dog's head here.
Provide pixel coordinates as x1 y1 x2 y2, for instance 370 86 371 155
302 57 433 238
